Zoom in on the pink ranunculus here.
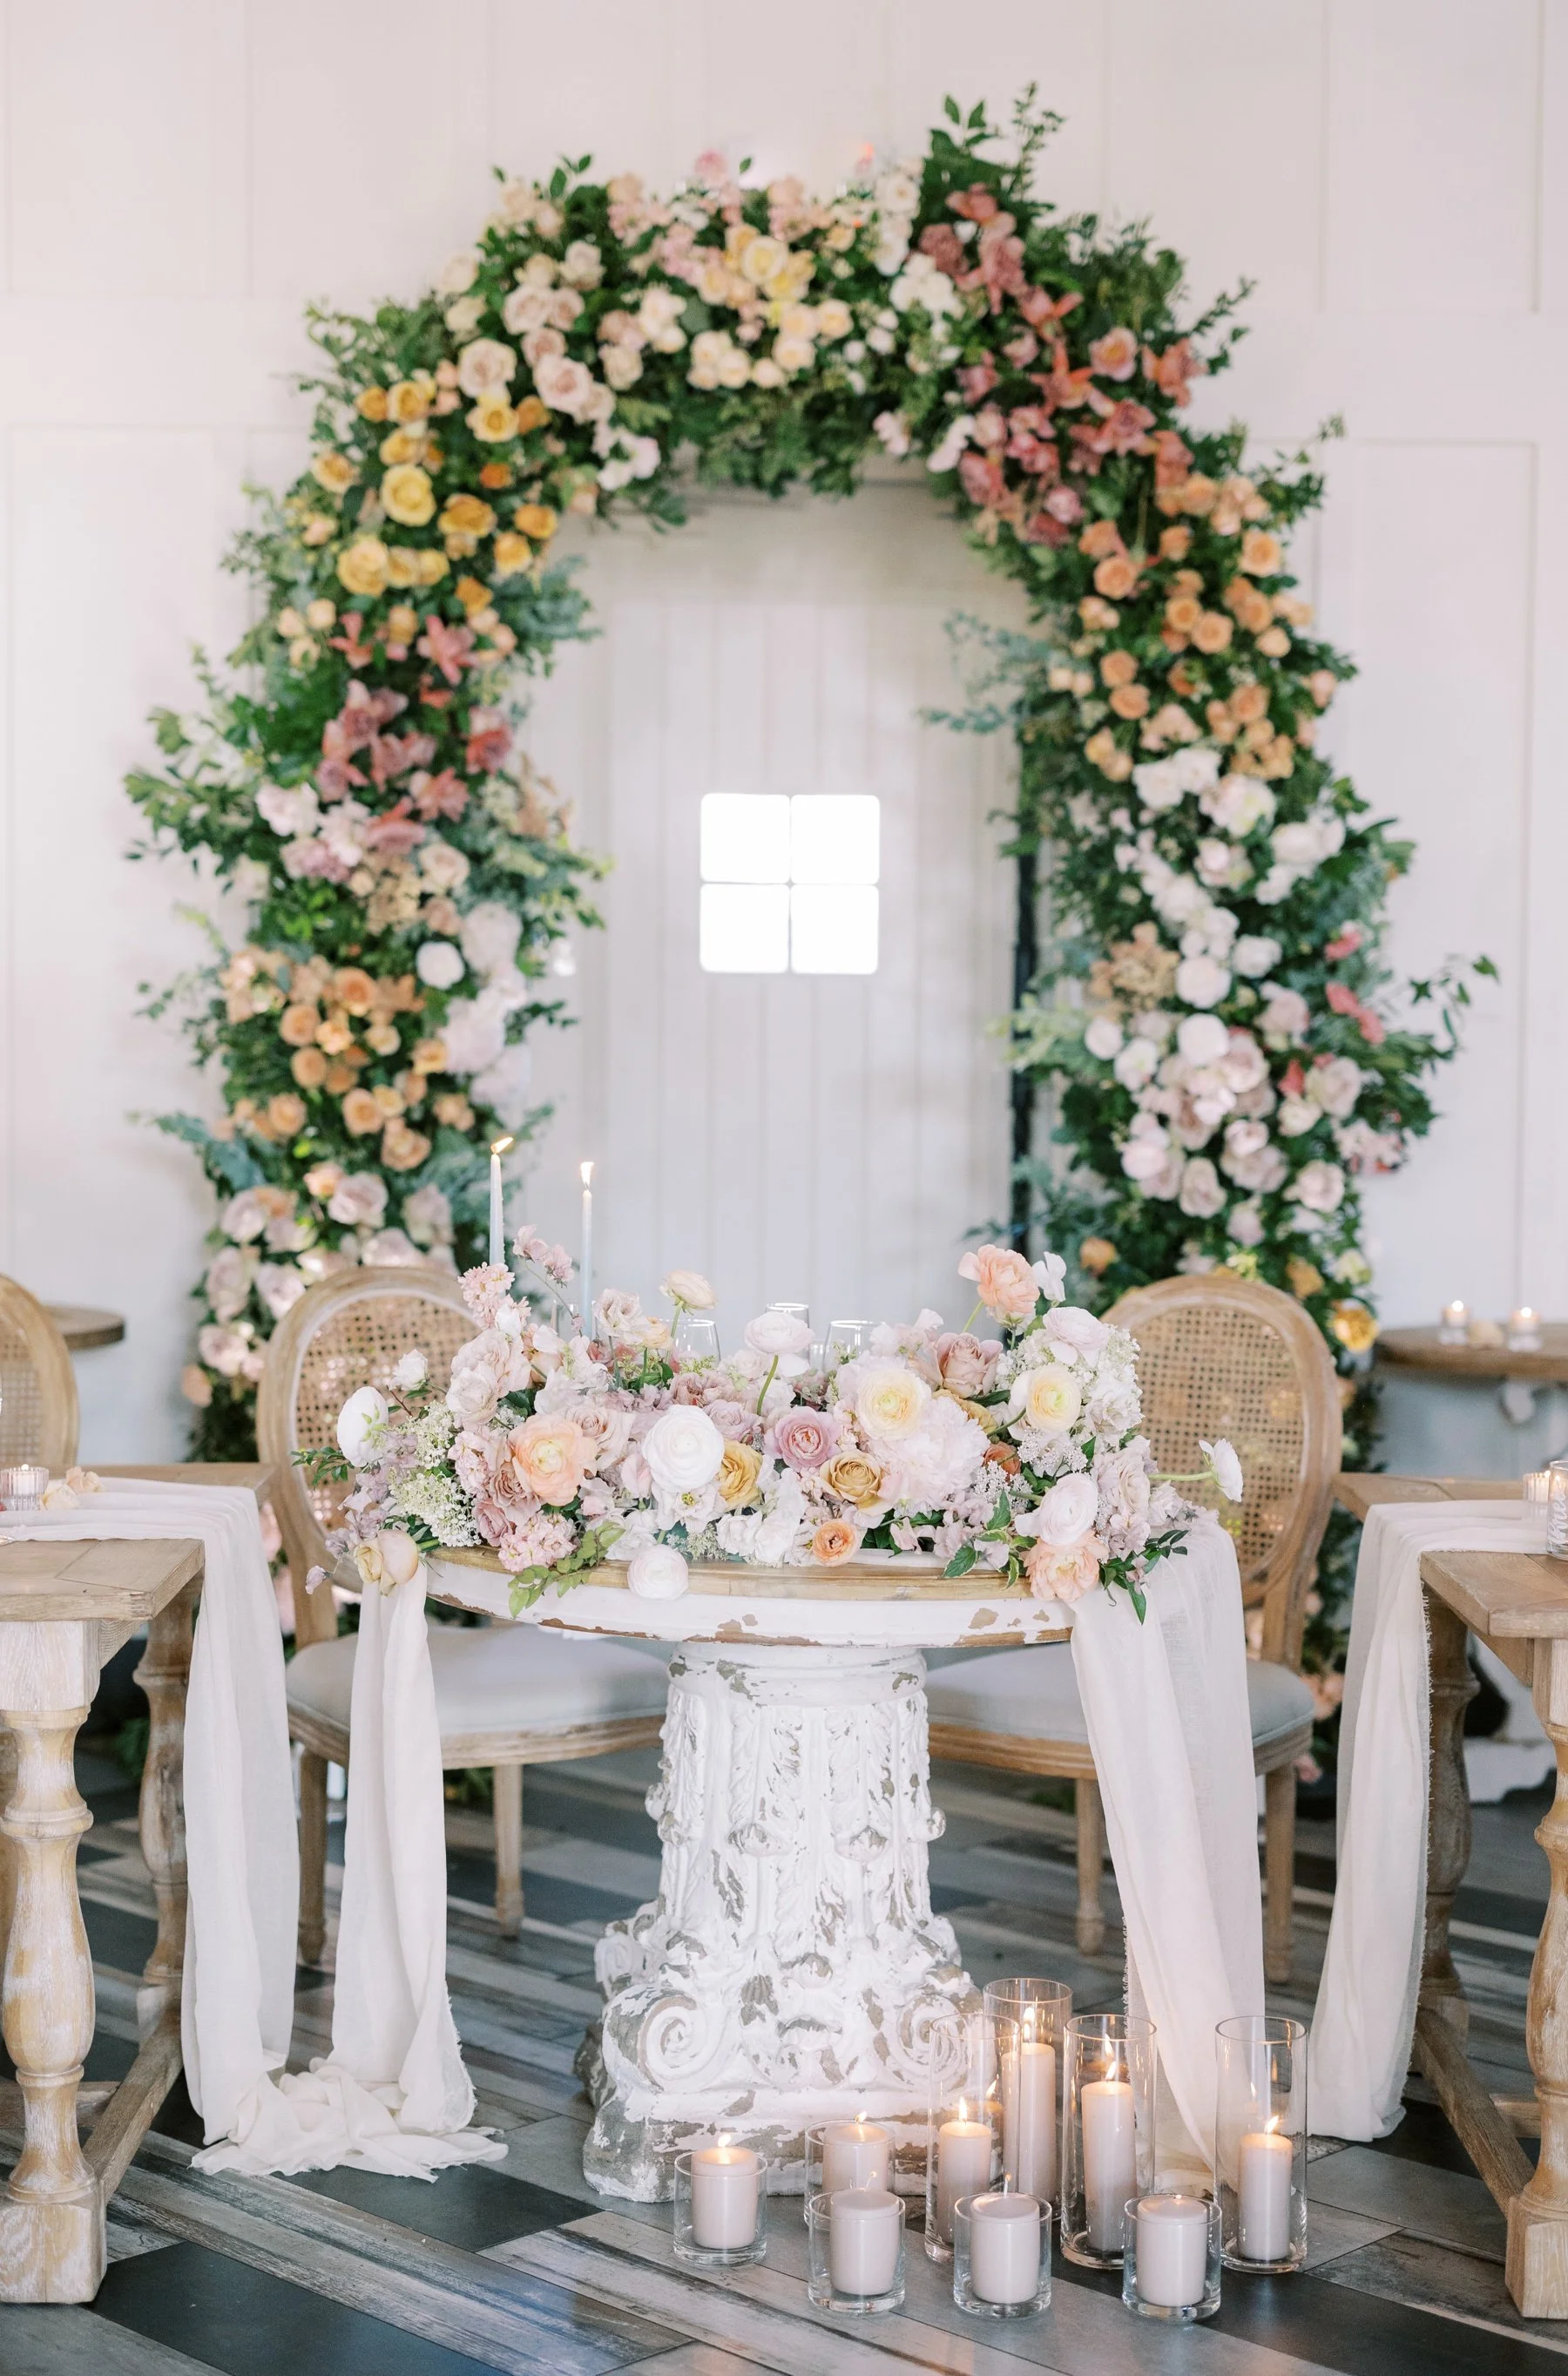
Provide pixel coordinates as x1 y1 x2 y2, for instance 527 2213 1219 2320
771 1408 841 1472
507 1412 592 1506
958 1242 1041 1322
1026 1533 1105 1605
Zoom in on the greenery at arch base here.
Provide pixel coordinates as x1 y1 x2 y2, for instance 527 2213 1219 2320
131 94 1481 1711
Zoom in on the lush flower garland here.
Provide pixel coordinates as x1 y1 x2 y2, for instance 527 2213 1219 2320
132 93 1473 1526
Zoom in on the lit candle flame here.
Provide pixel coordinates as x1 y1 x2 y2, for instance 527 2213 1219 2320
580 1160 594 1185
490 1134 514 1156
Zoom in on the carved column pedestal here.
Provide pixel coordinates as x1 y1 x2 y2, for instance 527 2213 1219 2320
585 1643 971 2199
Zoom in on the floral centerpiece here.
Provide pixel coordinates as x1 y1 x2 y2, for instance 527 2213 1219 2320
312 1235 1239 1622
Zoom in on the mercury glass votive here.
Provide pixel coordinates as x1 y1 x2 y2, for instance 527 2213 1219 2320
952 2191 1051 2317
1121 2190 1222 2321
1061 2013 1156 2267
806 2188 905 2313
1215 2015 1308 2273
672 2144 769 2267
0 1463 48 1512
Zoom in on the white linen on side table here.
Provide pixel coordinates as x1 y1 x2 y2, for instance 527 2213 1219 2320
1070 1513 1264 2172
1311 1498 1547 2142
0 1480 499 2177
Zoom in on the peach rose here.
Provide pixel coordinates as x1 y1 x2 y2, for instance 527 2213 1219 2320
1165 594 1202 636
280 1002 321 1047
1159 524 1192 560
1025 1533 1104 1604
1085 728 1133 782
1109 683 1149 720
1099 649 1139 688
958 1242 1039 1321
291 1046 328 1089
1094 554 1139 600
342 1088 382 1135
508 1412 591 1505
1191 612 1233 653
822 1452 883 1507
1239 528 1283 577
267 1093 308 1136
1089 326 1138 380
811 1519 861 1566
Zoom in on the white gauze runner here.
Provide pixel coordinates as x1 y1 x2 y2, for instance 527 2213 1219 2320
1311 1498 1545 2141
1068 1513 1264 2172
0 1479 499 2176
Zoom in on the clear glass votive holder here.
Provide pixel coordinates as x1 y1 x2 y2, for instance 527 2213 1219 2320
924 2005 1009 2259
952 2192 1051 2318
1121 2190 1222 2321
0 1463 48 1512
1215 2014 1308 2272
983 1977 1071 2210
1524 1469 1552 1506
804 2116 895 2208
1060 2012 1156 2268
672 2146 769 2268
806 2189 905 2314
1548 1461 1568 1560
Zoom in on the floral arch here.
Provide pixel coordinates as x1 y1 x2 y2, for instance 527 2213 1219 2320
132 91 1472 1674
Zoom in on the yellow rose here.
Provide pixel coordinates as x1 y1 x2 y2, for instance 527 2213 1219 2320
717 1441 762 1507
439 492 497 538
310 450 356 494
382 464 436 525
357 386 389 422
454 574 490 615
387 379 430 423
336 537 390 597
822 1452 883 1509
379 426 428 466
1018 1364 1083 1434
492 531 533 577
386 547 419 587
1331 1300 1378 1355
305 597 335 630
410 1036 448 1073
514 396 551 435
1287 1255 1324 1300
739 234 787 286
469 394 517 442
416 548 449 586
513 501 558 541
387 603 419 643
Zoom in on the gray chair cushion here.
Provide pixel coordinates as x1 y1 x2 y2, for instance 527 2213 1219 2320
287 1619 670 1743
926 1642 1314 1755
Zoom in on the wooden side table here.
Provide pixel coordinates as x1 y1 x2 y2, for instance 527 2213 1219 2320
0 1463 269 2304
1335 1472 1568 2317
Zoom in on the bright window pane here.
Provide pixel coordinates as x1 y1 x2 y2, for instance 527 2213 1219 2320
789 794 881 885
789 884 879 975
700 793 790 883
701 883 789 971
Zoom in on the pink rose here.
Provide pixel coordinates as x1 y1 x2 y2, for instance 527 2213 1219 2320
935 1331 999 1395
957 1242 1040 1322
1026 1533 1105 1604
771 1408 841 1472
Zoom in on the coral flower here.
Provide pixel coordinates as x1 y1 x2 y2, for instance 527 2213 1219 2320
811 1519 860 1566
508 1413 591 1506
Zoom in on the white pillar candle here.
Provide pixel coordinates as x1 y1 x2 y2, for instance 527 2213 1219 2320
1081 2077 1136 2252
1525 1471 1552 1505
936 2115 994 2243
967 2191 1041 2305
828 2186 900 2297
1135 2193 1210 2308
1007 2040 1056 2205
1238 2128 1293 2262
1509 1306 1544 1350
487 1134 513 1269
821 2119 890 2195
1438 1299 1469 1343
578 1160 594 1330
691 2142 760 2250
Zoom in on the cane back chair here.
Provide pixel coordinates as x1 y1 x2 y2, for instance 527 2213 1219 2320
258 1262 667 1964
927 1271 1341 1984
0 1276 78 1470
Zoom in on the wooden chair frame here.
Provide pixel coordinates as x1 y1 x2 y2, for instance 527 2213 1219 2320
257 1262 665 1962
0 1276 78 1470
929 1272 1342 1983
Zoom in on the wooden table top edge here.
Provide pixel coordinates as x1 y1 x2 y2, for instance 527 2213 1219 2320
91 1462 274 1503
0 1535 206 1624
1334 1472 1523 1522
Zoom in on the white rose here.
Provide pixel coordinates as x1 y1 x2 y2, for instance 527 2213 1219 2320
352 1526 423 1593
456 338 517 396
393 1350 429 1390
459 900 523 978
1176 1012 1229 1066
1233 935 1281 978
416 940 465 989
1175 954 1231 1010
643 1406 725 1494
436 251 478 294
205 1245 257 1322
1042 1305 1111 1358
1020 1472 1098 1547
1084 1015 1124 1059
628 1543 689 1601
1179 1157 1227 1218
1308 1057 1363 1119
256 1262 306 1322
1277 1098 1320 1138
1290 1161 1346 1214
338 1385 390 1466
1114 1037 1159 1091
328 1173 388 1228
662 1269 715 1310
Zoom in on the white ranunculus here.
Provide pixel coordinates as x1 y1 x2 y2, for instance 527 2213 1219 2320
1175 954 1231 1010
416 940 464 989
643 1405 725 1495
1084 1014 1124 1059
338 1385 390 1466
1232 935 1281 978
1176 1012 1229 1066
393 1350 429 1390
1020 1472 1098 1547
1289 1160 1347 1214
1200 1437 1245 1501
628 1542 689 1601
1114 1037 1159 1092
1043 1304 1111 1359
744 1310 813 1360
662 1269 715 1310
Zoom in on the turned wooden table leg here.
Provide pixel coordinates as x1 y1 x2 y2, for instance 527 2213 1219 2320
0 1723 17 1968
1507 1636 1568 2317
134 1579 197 2035
0 1621 104 2303
1421 1587 1477 2040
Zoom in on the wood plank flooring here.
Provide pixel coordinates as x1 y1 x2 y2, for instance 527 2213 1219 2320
2 1743 1560 2374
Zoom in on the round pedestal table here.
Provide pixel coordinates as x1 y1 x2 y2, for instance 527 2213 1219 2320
427 1550 1071 2201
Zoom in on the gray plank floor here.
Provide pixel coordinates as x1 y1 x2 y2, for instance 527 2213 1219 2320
2 1741 1560 2375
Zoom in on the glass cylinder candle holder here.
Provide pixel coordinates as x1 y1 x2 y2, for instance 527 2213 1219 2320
1060 2012 1156 2267
672 2145 769 2268
952 2192 1051 2318
1122 2190 1222 2321
1508 1306 1544 1352
1215 2015 1308 2272
924 2007 1008 2260
983 1977 1071 2211
806 2189 905 2313
0 1463 48 1513
1437 1300 1469 1344
672 1311 720 1363
1548 1462 1568 1561
805 2117 894 2204
1525 1470 1552 1506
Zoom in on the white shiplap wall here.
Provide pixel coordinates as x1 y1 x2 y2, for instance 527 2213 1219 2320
0 0 1559 1456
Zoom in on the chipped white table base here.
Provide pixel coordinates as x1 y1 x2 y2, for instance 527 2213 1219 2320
429 1551 1071 2199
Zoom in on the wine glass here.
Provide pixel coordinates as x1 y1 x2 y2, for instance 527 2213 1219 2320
672 1311 721 1364
826 1319 867 1364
